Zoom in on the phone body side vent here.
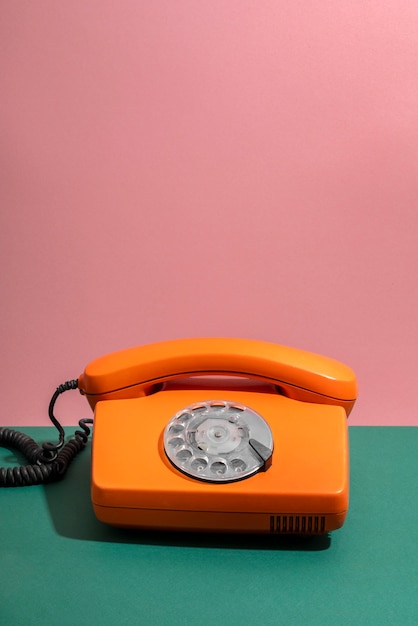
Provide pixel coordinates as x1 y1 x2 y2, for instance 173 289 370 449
270 515 326 534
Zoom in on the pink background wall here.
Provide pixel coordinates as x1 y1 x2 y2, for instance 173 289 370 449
1 2 417 426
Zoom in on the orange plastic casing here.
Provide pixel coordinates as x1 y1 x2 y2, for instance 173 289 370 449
78 338 357 534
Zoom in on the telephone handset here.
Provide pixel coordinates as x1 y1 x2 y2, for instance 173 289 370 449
78 338 357 535
78 337 356 414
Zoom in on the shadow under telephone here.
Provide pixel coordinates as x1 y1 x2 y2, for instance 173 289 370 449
0 338 357 536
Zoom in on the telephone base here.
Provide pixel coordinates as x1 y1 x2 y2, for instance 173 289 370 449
91 389 349 535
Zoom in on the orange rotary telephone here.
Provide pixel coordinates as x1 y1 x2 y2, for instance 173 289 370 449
78 338 357 534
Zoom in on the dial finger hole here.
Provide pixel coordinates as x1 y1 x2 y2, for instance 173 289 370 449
176 449 193 462
191 457 208 472
210 461 227 475
231 458 247 473
168 437 184 447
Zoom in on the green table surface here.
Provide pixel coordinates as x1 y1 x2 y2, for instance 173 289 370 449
1 426 417 625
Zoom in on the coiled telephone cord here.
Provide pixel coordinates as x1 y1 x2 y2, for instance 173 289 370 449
0 379 93 487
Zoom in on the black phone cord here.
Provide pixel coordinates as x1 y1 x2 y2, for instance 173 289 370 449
0 379 93 487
